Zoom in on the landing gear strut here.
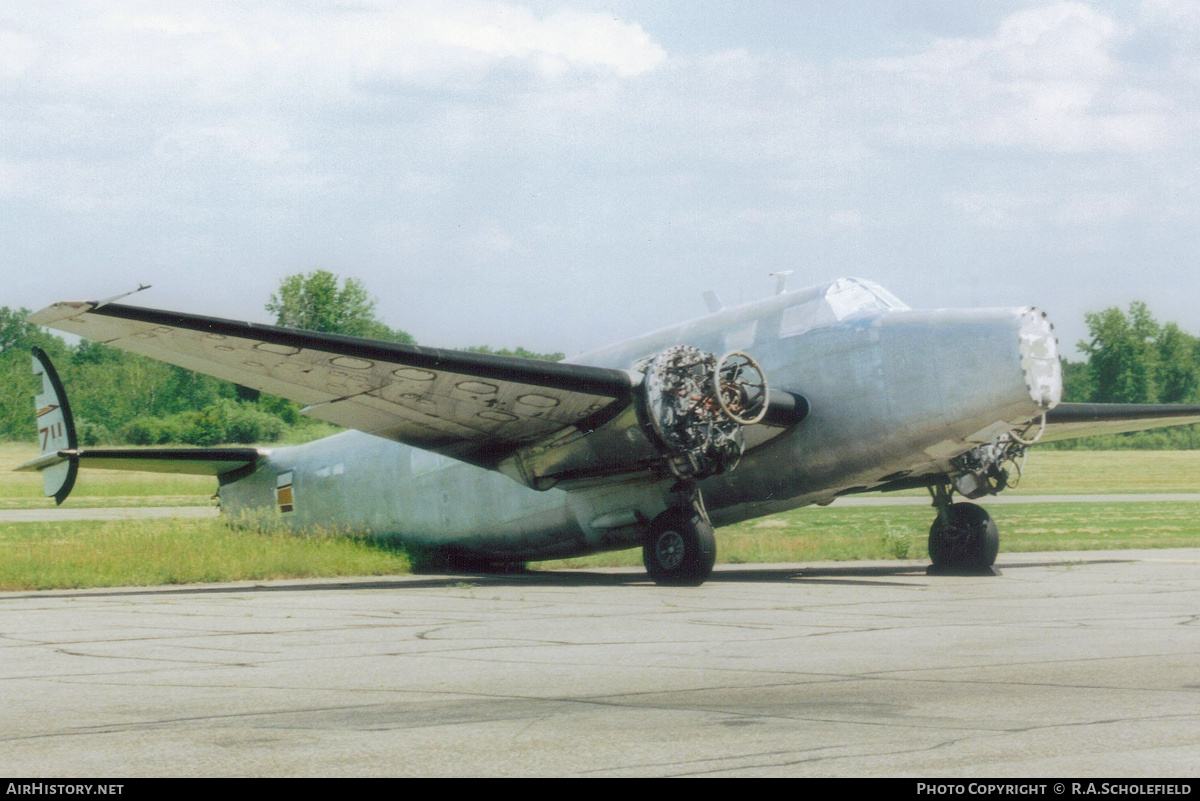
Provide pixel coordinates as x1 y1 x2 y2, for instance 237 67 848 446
927 483 999 575
643 484 717 586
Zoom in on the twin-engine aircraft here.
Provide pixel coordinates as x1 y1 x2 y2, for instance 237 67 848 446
19 277 1200 584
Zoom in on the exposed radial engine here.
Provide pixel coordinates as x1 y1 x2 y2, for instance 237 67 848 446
640 345 768 479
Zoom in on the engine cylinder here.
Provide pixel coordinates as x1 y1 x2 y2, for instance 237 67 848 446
640 345 769 479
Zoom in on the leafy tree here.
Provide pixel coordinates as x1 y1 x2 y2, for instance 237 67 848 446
67 352 175 432
265 270 415 343
1155 323 1200 403
0 350 38 440
0 306 70 441
1078 302 1161 403
1060 358 1091 402
70 340 123 366
155 366 240 416
1078 303 1200 405
0 306 66 358
463 345 564 362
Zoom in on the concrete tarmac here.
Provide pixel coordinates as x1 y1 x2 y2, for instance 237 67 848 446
2 549 1199 777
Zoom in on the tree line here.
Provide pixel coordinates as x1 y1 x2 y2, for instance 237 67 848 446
1052 301 1200 449
1 279 1196 448
0 271 562 447
1065 301 1199 405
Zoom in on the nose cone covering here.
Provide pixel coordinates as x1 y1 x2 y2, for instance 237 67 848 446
1019 308 1062 410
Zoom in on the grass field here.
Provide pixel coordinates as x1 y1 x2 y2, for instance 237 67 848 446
874 450 1200 496
540 502 1200 569
0 518 410 591
1 444 1199 590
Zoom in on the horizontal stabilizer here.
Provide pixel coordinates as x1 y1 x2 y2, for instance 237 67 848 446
16 447 265 478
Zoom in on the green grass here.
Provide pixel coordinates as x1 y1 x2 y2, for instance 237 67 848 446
3 446 1200 590
0 517 411 591
6 501 1193 591
877 449 1200 496
996 450 1200 495
540 502 1200 569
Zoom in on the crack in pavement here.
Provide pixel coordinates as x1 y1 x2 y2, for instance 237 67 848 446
4 549 1199 776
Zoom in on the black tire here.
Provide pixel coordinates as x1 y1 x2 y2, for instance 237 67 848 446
643 510 717 586
928 502 999 570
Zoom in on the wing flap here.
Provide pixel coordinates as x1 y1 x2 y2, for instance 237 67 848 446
29 301 634 468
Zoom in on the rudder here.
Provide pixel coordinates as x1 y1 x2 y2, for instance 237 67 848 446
31 347 78 504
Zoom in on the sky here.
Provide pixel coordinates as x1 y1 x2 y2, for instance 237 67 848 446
3 0 1200 358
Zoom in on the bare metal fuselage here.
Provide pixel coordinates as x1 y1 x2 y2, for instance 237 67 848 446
219 282 1058 561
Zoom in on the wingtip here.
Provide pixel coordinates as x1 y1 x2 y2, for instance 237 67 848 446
27 301 94 326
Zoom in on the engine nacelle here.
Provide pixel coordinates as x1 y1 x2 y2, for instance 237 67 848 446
500 345 785 490
639 345 769 479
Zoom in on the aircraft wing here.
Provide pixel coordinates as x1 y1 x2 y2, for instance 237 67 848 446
29 301 635 468
1039 402 1200 443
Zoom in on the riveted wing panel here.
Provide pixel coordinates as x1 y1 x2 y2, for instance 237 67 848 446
30 301 633 468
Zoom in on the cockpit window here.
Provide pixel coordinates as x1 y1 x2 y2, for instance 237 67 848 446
852 278 909 311
780 278 908 339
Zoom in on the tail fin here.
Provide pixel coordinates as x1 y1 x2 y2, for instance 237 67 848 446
30 347 78 504
16 349 266 502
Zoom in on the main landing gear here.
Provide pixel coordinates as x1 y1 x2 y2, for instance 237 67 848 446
926 483 999 575
643 484 717 586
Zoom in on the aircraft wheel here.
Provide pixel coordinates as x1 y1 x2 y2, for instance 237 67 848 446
643 510 717 586
928 502 999 571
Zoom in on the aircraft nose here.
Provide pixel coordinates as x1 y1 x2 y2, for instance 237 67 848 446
1018 308 1062 410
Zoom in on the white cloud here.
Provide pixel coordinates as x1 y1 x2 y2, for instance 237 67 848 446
0 27 39 86
948 188 1134 230
12 0 665 107
0 159 26 196
948 192 1046 229
460 218 519 262
396 5 666 78
3 2 1200 354
152 123 304 166
0 1 667 214
828 209 865 231
869 2 1179 153
1140 0 1200 34
1053 191 1134 226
